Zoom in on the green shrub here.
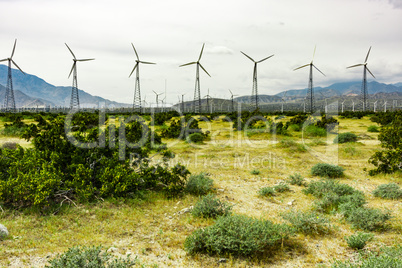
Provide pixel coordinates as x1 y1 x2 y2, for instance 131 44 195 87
334 132 358 144
185 173 214 196
340 205 391 231
273 182 290 193
184 214 293 257
191 194 232 219
250 169 260 175
287 173 306 186
46 245 136 268
303 179 357 199
345 232 374 250
332 245 402 267
277 138 307 152
303 125 327 137
367 125 379 132
187 132 205 144
281 210 332 235
311 163 345 178
372 183 402 200
258 186 275 197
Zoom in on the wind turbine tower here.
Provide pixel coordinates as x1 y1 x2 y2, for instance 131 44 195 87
241 51 274 111
229 89 238 113
294 46 325 114
65 43 94 110
180 43 211 113
347 47 375 112
129 43 156 113
280 91 288 113
0 39 25 112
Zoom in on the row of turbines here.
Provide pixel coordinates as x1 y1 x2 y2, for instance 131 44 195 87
1 40 376 113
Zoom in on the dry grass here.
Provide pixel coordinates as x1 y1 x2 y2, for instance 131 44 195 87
0 115 401 267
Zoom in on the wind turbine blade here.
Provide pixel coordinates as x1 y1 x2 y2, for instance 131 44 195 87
131 43 139 60
11 39 17 59
140 61 156 64
366 66 376 78
346 63 364 69
152 90 157 95
312 45 316 61
0 58 8 62
257 54 274 63
129 63 138 77
199 63 211 77
365 46 371 63
68 62 76 78
11 59 24 74
229 89 233 95
240 51 255 62
313 64 326 76
77 58 95 62
179 62 197 67
293 63 310 71
198 43 205 61
65 43 76 59
283 91 288 98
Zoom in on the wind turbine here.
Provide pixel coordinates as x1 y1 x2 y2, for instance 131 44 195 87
319 91 329 113
153 90 163 111
347 47 375 112
383 100 387 112
241 51 274 111
65 43 94 110
0 39 25 112
352 100 355 112
229 89 238 113
280 91 288 113
203 88 212 114
129 43 156 113
373 100 378 112
180 43 211 113
180 93 186 113
341 100 346 113
294 46 325 114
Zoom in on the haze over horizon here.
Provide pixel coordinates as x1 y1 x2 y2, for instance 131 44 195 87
1 0 401 105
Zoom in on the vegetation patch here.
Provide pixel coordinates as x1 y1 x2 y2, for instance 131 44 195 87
47 245 136 268
185 172 214 196
333 132 358 144
287 173 306 186
281 210 332 235
345 232 374 250
311 163 345 178
191 194 232 219
372 183 402 200
184 214 293 257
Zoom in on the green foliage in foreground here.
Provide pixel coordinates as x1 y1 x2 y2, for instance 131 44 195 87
184 214 294 257
185 173 214 196
345 232 374 250
287 173 306 186
334 132 358 144
372 183 402 200
46 245 136 268
0 113 190 212
281 210 332 235
191 194 232 219
311 163 345 178
369 114 402 175
332 245 402 268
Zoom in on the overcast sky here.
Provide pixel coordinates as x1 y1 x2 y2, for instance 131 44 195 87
0 0 401 105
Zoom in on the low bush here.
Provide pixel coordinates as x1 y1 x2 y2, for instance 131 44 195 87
287 173 306 186
372 183 402 200
184 214 294 257
185 173 214 196
273 182 290 193
367 125 379 132
281 210 332 235
334 132 358 144
311 163 345 178
187 132 205 144
303 125 327 137
339 204 391 231
250 169 260 175
191 194 232 219
258 186 275 197
345 232 374 250
332 245 402 267
277 138 307 152
46 245 136 268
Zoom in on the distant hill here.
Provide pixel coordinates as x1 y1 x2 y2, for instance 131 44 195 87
234 81 402 104
0 65 128 108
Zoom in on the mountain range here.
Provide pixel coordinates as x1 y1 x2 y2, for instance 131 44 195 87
0 65 127 108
